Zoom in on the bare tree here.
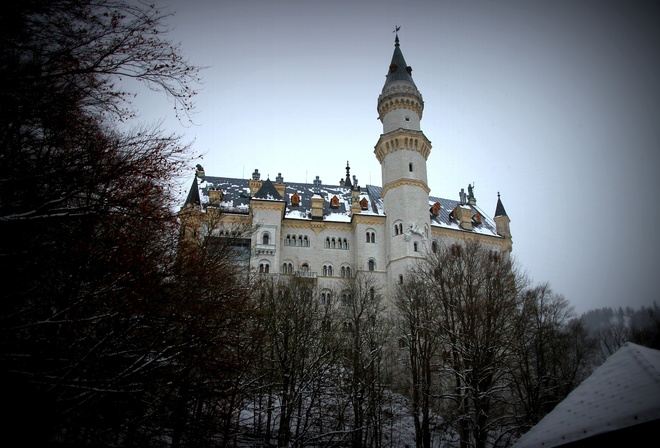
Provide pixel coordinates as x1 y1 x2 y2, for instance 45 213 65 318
0 1 203 444
395 266 443 448
509 284 588 432
338 273 392 448
398 242 523 448
256 276 341 447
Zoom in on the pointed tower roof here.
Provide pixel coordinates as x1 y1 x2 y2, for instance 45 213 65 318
494 192 508 218
253 178 283 201
184 176 201 206
384 34 416 87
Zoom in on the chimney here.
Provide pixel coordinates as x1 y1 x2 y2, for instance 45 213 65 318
274 172 286 197
249 168 262 196
311 194 324 221
208 187 223 205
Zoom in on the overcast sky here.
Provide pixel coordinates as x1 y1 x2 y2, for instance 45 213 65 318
135 0 660 314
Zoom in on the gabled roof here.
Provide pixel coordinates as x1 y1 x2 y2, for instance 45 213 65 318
183 174 500 237
384 35 416 87
253 178 283 201
513 343 660 448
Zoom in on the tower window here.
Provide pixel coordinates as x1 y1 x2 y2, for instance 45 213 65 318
409 162 413 172
262 233 270 245
368 259 376 271
413 242 418 252
405 116 410 122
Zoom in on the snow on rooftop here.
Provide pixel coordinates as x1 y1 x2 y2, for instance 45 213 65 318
513 342 660 447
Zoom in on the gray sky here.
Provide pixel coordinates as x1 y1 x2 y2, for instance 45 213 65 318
136 0 660 314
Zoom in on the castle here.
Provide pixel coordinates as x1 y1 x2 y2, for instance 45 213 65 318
182 35 512 299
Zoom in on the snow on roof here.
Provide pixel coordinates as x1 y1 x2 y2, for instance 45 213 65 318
513 342 660 448
184 175 499 236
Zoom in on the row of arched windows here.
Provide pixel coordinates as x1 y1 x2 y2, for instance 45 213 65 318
284 234 310 247
366 231 376 243
280 262 352 277
325 237 349 249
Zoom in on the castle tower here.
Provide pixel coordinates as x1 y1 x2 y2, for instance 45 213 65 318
374 33 432 288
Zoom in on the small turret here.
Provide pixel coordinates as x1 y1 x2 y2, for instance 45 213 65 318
494 192 511 239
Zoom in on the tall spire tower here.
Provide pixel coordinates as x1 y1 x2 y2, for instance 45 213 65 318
374 32 432 288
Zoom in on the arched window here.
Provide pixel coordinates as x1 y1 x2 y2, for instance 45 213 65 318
366 232 371 243
413 242 418 252
325 237 330 248
340 266 346 277
371 232 376 243
342 292 352 306
368 259 375 271
369 287 375 301
431 241 438 253
399 274 404 284
285 235 291 246
303 235 309 247
346 266 351 277
327 265 333 276
298 235 303 246
331 238 336 249
343 238 349 250
321 291 332 306
262 233 270 245
398 223 403 234
322 265 328 276
409 162 413 172
301 263 309 275
259 262 270 273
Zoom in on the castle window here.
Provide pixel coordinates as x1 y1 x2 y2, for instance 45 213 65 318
301 263 309 275
368 259 376 271
262 233 270 245
370 287 375 301
343 238 349 250
366 232 371 243
303 235 309 247
405 116 410 122
325 237 330 248
431 241 438 254
341 292 353 306
282 262 293 274
360 197 369 210
321 291 332 306
331 238 336 249
330 195 340 208
285 235 291 246
413 242 418 252
298 235 303 246
291 192 300 207
409 162 413 172
259 262 270 273
399 274 404 284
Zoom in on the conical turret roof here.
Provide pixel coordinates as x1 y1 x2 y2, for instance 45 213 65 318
384 35 416 87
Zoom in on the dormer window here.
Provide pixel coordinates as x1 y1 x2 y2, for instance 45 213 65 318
291 192 300 207
431 202 441 217
389 63 398 73
360 197 369 210
330 195 340 209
